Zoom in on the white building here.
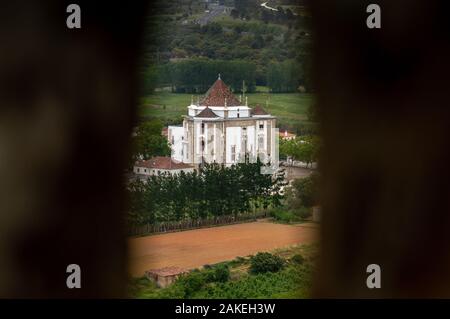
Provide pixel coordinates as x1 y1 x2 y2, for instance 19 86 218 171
169 76 278 166
168 126 184 162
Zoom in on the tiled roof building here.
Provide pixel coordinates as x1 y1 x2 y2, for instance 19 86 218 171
168 75 278 166
133 156 194 177
200 77 241 107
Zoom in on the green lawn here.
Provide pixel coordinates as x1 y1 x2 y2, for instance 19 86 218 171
139 91 314 130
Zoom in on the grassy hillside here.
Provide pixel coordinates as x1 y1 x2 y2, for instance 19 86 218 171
139 91 314 130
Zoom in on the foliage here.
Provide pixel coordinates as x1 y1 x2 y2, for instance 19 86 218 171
127 159 286 225
194 265 311 298
270 207 301 223
267 59 310 93
140 0 313 91
129 258 314 299
290 254 305 265
296 206 312 219
204 264 230 283
155 58 257 93
279 135 320 167
131 119 171 162
292 173 319 208
177 271 205 298
249 252 285 274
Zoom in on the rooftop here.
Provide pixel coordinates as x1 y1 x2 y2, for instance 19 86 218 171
251 104 269 116
135 157 193 170
145 267 187 277
195 106 219 118
200 76 241 107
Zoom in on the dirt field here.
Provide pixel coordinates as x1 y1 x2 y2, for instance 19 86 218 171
128 220 319 277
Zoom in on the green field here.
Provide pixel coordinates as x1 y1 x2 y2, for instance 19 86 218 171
139 91 314 130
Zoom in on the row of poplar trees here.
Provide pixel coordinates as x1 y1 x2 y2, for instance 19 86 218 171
127 160 286 225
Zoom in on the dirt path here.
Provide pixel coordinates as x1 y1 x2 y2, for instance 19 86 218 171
128 220 318 277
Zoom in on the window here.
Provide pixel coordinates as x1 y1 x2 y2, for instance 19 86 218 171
201 123 205 134
237 109 240 118
258 136 264 150
201 139 205 152
171 136 174 144
144 169 147 173
231 145 236 162
137 168 140 173
241 136 247 153
259 123 264 131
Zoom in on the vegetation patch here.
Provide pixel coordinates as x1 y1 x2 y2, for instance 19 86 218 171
129 246 315 299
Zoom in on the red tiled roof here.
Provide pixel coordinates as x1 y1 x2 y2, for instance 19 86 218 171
135 157 193 170
201 78 241 107
252 104 269 115
146 267 187 277
279 130 296 138
195 107 219 118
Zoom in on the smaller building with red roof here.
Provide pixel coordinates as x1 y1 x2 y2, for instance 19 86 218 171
134 156 194 176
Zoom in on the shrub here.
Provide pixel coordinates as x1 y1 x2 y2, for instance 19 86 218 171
204 264 230 283
295 206 311 220
290 254 305 265
249 252 285 274
179 272 205 297
213 264 230 283
270 207 300 223
292 173 319 208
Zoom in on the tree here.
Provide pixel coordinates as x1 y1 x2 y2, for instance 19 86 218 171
292 173 319 208
132 119 171 162
280 135 319 167
230 8 239 19
127 161 285 226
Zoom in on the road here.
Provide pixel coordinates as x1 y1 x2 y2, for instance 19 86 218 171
261 2 278 12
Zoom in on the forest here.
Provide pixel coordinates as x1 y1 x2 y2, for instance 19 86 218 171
127 159 286 226
141 0 312 94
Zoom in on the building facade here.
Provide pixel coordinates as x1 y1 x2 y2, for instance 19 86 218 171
133 156 194 178
170 76 278 166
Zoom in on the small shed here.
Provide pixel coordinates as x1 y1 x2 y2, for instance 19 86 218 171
145 267 187 288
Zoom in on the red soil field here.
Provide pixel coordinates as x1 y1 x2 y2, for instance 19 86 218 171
128 220 318 277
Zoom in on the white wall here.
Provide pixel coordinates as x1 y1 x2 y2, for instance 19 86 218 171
133 166 194 176
226 126 241 164
169 126 184 162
